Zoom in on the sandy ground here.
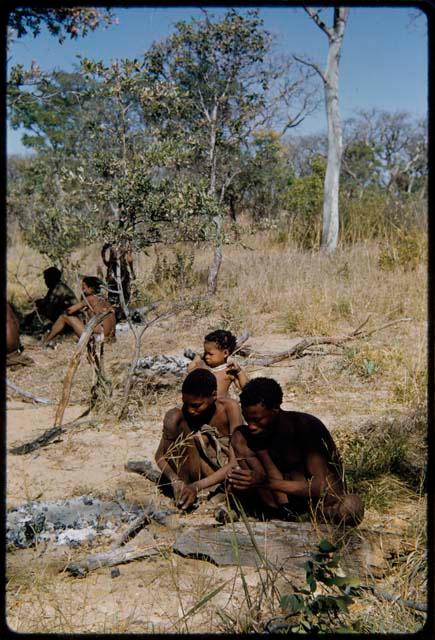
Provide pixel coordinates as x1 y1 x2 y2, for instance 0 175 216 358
5 323 425 633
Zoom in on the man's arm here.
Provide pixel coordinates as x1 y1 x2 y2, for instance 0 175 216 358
154 408 184 485
265 450 330 498
65 301 86 315
228 428 267 489
101 244 111 266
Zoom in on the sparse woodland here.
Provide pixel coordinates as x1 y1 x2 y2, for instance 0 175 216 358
6 8 428 635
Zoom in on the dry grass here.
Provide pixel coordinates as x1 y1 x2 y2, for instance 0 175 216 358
6 228 428 634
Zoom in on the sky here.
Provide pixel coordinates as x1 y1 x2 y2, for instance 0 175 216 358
6 5 428 155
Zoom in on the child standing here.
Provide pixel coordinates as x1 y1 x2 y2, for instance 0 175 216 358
41 276 116 346
187 330 248 397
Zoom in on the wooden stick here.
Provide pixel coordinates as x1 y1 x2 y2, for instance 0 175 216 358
111 511 153 548
6 379 54 405
54 311 111 428
240 317 413 367
64 542 167 577
9 417 99 456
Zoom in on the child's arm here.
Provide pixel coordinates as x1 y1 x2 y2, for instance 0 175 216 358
186 354 205 373
226 360 249 390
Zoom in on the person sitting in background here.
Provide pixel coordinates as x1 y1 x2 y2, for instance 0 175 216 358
155 369 242 510
35 267 77 323
101 243 135 321
229 377 364 526
187 329 248 397
41 276 115 347
21 267 77 335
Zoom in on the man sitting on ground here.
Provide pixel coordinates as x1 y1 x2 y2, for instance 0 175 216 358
155 369 242 510
228 377 364 526
35 267 77 322
22 267 77 335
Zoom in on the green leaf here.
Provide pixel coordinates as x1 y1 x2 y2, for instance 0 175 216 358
280 594 305 614
318 539 337 553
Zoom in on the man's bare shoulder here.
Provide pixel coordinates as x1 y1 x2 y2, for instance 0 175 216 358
216 396 240 411
164 406 183 423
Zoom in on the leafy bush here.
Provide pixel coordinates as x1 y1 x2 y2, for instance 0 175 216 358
269 540 362 633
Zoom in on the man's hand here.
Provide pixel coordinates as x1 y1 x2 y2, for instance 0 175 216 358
172 480 198 510
228 465 264 491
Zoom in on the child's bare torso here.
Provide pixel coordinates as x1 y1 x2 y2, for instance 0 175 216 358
85 294 115 337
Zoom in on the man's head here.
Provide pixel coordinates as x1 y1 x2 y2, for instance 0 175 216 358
181 369 217 426
203 330 236 367
239 377 283 435
43 267 62 288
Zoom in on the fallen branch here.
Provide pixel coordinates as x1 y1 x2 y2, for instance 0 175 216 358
64 542 167 577
240 317 412 367
6 379 54 405
54 311 112 427
111 511 153 548
9 416 98 456
361 583 427 613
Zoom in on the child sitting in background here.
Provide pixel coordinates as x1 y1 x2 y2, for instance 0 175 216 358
41 276 115 347
187 329 248 397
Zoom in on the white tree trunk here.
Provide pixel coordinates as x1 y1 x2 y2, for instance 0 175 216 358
322 36 343 253
303 8 348 254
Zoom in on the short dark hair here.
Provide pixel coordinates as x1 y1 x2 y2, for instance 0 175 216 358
182 369 217 397
240 377 283 410
82 276 103 293
43 267 61 284
204 329 237 354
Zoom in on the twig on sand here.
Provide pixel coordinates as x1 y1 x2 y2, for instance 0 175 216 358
54 311 112 428
6 379 54 405
9 416 98 456
240 317 413 367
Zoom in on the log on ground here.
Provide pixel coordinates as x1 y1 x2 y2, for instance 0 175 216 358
173 521 402 580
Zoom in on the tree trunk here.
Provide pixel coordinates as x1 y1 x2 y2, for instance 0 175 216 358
206 104 223 296
207 215 223 295
303 8 349 254
322 35 343 253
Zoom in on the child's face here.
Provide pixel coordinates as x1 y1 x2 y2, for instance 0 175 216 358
203 341 228 368
82 281 94 296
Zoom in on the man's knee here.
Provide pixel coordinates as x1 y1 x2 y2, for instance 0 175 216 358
333 493 364 526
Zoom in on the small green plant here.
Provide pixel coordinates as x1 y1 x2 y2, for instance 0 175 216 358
341 346 384 379
274 540 361 633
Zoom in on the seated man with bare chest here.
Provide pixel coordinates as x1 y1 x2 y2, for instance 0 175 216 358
229 377 364 526
155 369 242 510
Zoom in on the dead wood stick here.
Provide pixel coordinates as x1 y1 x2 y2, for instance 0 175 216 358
360 584 427 613
64 542 168 577
54 311 111 428
111 511 153 548
241 317 413 367
6 379 54 405
9 417 99 455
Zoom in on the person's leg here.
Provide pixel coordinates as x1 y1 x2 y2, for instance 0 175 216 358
43 314 85 343
323 493 364 526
